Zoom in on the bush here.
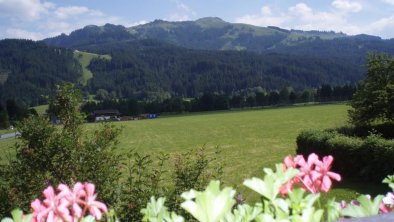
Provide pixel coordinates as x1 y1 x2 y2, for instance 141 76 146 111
335 122 394 139
116 147 223 221
348 53 394 126
296 129 394 182
0 84 122 217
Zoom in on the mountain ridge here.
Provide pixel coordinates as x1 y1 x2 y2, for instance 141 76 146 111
43 17 360 51
2 18 394 105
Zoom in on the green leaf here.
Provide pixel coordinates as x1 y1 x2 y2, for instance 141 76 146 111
383 175 394 191
244 164 298 201
181 180 236 222
325 198 341 222
341 195 384 218
223 203 262 222
292 207 323 222
21 215 32 222
81 215 96 222
10 209 23 222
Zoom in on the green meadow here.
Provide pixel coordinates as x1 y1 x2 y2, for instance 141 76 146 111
0 103 387 201
73 51 111 86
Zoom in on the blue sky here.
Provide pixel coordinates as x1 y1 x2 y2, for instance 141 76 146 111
1 0 394 40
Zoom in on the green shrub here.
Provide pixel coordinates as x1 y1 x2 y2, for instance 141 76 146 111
296 129 394 182
114 147 223 221
335 122 394 139
0 84 122 217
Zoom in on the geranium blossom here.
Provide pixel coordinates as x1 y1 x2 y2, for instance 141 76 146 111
281 153 341 195
84 183 108 220
30 182 108 222
314 155 341 192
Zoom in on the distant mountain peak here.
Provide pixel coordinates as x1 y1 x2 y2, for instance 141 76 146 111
195 17 227 28
196 17 226 23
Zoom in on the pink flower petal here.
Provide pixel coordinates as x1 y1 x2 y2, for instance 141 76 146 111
43 186 56 200
327 171 341 181
284 155 295 168
322 155 334 167
84 183 95 196
90 206 103 220
321 175 332 192
72 203 83 218
31 199 42 212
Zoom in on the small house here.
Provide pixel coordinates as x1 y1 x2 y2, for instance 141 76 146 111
93 109 121 122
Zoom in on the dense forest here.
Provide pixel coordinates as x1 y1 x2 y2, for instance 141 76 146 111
80 39 362 100
3 18 394 108
0 39 82 106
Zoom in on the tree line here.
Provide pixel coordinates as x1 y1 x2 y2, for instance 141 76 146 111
81 84 355 117
0 100 36 129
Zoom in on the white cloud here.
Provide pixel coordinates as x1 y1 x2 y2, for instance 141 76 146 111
166 2 196 21
235 2 364 35
235 5 289 27
0 0 52 20
381 0 394 5
0 1 136 40
261 6 272 15
363 15 394 37
129 20 148 27
289 3 313 16
332 0 363 12
5 28 44 40
235 14 289 27
55 6 90 19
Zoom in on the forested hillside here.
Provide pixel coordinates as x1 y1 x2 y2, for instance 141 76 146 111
2 18 394 105
0 39 82 106
80 39 362 99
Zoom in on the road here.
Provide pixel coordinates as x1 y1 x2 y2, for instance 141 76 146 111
0 132 20 140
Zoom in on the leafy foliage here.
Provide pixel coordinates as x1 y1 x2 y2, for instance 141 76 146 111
0 84 121 217
349 53 394 125
107 146 223 221
141 162 329 222
296 129 394 182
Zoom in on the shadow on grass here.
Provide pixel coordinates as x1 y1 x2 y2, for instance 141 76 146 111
336 178 389 196
321 178 390 203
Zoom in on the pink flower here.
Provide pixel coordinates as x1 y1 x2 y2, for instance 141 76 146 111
280 153 341 195
31 186 71 222
380 192 394 213
30 182 108 221
314 155 341 192
296 153 322 193
84 183 108 220
380 202 390 214
383 192 394 206
58 183 86 218
340 200 347 209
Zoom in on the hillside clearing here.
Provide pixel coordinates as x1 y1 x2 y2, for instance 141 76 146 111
73 51 111 86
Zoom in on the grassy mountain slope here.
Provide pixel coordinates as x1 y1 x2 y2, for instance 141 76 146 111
73 51 111 86
128 17 350 52
44 24 134 48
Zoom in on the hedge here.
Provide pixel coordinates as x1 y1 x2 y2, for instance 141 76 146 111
296 129 394 183
335 122 394 139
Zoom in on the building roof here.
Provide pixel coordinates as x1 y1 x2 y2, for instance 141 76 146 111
93 109 120 116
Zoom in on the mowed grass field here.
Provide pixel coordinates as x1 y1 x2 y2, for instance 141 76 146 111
114 104 347 184
0 103 387 201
